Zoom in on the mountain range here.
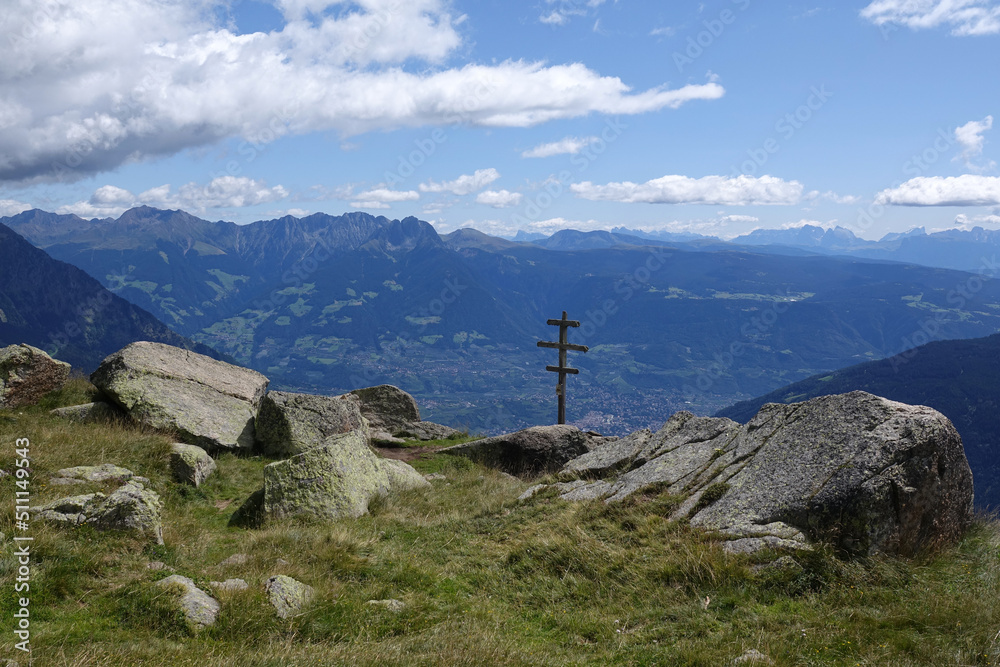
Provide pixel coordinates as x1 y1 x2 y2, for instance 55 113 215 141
5 207 1000 438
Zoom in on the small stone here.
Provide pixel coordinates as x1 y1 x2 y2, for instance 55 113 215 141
275 558 290 566
156 575 220 630
50 402 122 423
366 598 405 612
55 463 136 483
424 473 446 481
169 443 217 487
219 553 249 567
146 561 170 571
733 649 774 665
209 578 249 592
265 575 315 619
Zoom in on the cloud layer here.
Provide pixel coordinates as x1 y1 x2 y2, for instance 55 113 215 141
860 0 1000 35
58 177 288 217
1 0 723 184
875 175 1000 206
571 175 804 206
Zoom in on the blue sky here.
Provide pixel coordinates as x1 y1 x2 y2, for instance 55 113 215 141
1 0 998 239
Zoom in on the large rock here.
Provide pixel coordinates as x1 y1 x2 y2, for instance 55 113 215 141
533 392 975 557
0 344 71 408
442 425 611 477
156 575 220 630
235 430 429 526
255 391 368 457
90 342 269 451
349 384 460 442
32 479 164 544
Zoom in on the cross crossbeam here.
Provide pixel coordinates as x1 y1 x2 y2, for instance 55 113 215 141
537 310 589 424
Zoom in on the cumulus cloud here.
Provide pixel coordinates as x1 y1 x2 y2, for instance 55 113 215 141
420 168 500 195
476 189 523 208
0 0 724 184
954 116 995 171
571 174 805 206
521 136 600 158
0 199 33 217
860 0 1000 35
350 187 420 209
955 212 1000 227
875 175 1000 206
57 176 289 218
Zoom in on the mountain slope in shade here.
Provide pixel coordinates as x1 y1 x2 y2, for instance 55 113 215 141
716 333 1000 510
0 222 221 370
4 207 389 335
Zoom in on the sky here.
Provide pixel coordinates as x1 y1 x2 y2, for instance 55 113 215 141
1 0 998 240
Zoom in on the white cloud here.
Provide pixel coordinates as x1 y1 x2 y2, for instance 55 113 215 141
0 0 724 183
720 215 759 224
571 174 805 206
860 0 1000 35
522 136 600 158
955 212 1000 228
420 168 500 195
57 176 289 218
650 26 676 37
349 187 420 209
0 199 32 217
540 0 608 26
954 116 995 171
476 189 523 208
875 175 1000 206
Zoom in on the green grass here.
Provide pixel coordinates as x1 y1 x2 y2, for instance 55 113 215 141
1 380 999 666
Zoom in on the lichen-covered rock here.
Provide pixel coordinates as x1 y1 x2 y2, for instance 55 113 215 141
367 599 405 612
261 430 429 522
349 384 460 441
90 341 269 451
265 575 315 619
535 392 975 557
32 479 164 544
53 463 142 484
255 391 368 457
442 425 606 477
156 575 220 629
50 401 123 423
170 443 217 487
0 344 70 408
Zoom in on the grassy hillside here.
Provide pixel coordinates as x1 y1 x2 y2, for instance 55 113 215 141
1 381 999 666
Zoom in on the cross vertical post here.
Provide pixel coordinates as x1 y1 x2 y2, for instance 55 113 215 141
537 310 589 424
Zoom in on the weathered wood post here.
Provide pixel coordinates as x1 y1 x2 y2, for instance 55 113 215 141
537 311 589 424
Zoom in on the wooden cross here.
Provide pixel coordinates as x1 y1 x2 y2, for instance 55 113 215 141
537 311 589 425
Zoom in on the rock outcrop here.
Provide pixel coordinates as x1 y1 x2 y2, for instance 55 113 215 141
350 384 460 442
442 425 613 477
255 391 368 457
169 443 217 487
155 575 220 630
525 392 975 557
32 479 164 544
90 342 269 451
0 344 70 408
